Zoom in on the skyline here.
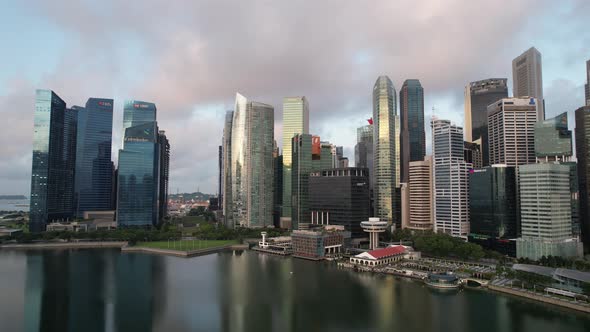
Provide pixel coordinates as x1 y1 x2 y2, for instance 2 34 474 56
1 0 590 195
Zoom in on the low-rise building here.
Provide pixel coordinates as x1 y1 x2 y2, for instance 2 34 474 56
291 225 350 260
512 264 590 294
349 245 420 267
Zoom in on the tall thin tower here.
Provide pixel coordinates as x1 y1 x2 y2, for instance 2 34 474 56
512 47 544 120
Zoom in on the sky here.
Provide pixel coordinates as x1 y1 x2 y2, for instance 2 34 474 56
0 0 589 196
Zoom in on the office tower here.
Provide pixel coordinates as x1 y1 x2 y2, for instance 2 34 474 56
218 145 223 210
273 152 283 228
229 93 274 228
318 141 335 170
282 96 309 226
575 106 590 251
222 111 234 228
586 60 590 106
73 98 114 217
405 156 434 231
463 140 483 169
292 134 314 230
464 79 508 166
158 131 170 222
512 47 544 120
394 114 401 187
488 97 539 166
338 157 349 168
469 165 517 256
431 118 471 238
355 123 374 188
117 98 160 227
400 79 425 183
29 90 78 232
517 163 582 260
309 168 370 237
373 75 398 228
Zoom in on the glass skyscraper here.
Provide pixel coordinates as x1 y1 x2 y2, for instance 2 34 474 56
373 76 398 228
281 97 309 226
158 131 170 222
575 106 590 252
222 110 234 228
355 123 374 190
228 93 274 228
534 112 572 161
30 90 78 232
464 78 508 166
73 98 114 217
400 79 425 183
291 134 313 230
117 101 159 227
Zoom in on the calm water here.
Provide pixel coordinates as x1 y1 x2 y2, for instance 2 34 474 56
0 199 29 212
0 249 589 332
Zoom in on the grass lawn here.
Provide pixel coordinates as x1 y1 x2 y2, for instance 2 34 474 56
135 239 239 252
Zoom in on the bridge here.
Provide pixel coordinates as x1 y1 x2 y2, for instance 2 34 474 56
460 278 489 287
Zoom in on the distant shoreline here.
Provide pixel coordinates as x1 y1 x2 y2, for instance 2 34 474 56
0 195 27 200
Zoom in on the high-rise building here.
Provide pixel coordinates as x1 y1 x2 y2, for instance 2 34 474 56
30 90 78 232
431 118 471 239
512 47 544 120
468 165 517 256
488 97 539 166
273 149 283 228
406 156 433 231
123 100 157 131
373 75 398 228
585 60 590 106
535 112 572 162
400 79 425 183
218 145 223 210
117 120 160 227
282 96 309 226
575 106 590 252
394 115 401 188
517 163 582 260
73 98 114 217
355 123 374 190
292 134 314 230
222 111 234 228
463 139 483 169
158 131 170 222
464 78 508 166
309 168 370 237
229 93 274 228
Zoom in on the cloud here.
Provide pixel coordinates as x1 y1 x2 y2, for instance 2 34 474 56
1 0 589 195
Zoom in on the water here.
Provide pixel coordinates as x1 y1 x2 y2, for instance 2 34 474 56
0 249 588 332
0 199 29 212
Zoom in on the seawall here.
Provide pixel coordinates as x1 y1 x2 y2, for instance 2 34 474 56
488 284 590 314
0 241 127 250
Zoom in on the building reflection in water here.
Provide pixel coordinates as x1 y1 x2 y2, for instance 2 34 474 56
24 249 166 332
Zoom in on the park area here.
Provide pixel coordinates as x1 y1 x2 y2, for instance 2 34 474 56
135 239 239 252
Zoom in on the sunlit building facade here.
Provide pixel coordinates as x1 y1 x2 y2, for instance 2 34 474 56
512 47 544 120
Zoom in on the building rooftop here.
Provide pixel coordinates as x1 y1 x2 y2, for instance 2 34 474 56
555 268 590 283
355 245 406 260
512 264 555 277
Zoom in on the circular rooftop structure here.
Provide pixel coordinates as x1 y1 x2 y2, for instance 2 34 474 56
360 218 388 232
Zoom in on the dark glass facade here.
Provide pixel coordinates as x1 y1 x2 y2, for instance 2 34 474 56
309 168 370 237
400 79 425 183
30 90 77 232
575 106 590 252
158 131 170 222
117 121 160 227
469 166 517 255
466 79 508 166
534 112 572 158
73 98 114 217
464 140 483 169
123 100 157 130
273 154 283 228
292 134 313 229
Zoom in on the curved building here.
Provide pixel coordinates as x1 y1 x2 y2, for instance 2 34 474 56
229 93 274 228
372 76 398 228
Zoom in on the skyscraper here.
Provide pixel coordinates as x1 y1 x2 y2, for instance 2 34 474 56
406 156 433 231
488 97 539 166
281 97 309 227
158 131 170 222
292 134 314 230
373 75 398 228
354 123 374 188
123 100 157 130
463 139 483 169
218 145 223 209
273 145 283 228
431 118 471 239
222 111 234 228
586 60 590 106
30 90 78 232
229 93 274 228
400 79 425 183
464 78 508 166
512 47 544 120
575 106 590 252
535 112 572 162
73 98 114 217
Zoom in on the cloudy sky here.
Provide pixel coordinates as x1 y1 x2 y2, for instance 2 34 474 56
1 0 589 195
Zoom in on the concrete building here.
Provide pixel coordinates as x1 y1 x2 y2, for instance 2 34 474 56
309 168 370 237
517 163 583 260
464 78 508 166
406 156 434 231
488 97 539 166
361 217 388 250
373 76 399 229
227 93 274 228
400 79 425 183
432 118 471 239
354 123 374 190
464 139 483 169
576 106 590 252
512 47 544 120
291 225 350 260
281 96 309 227
349 245 419 267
